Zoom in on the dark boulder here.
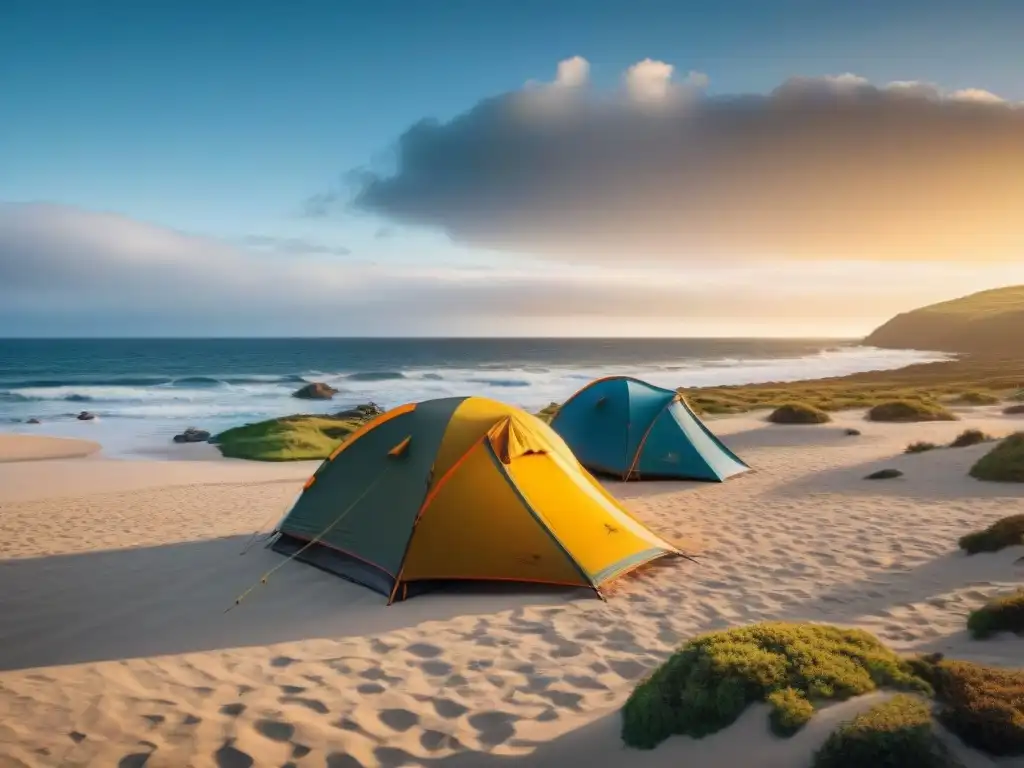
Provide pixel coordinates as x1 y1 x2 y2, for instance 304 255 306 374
335 402 385 420
865 468 903 480
292 382 338 400
76 411 96 421
173 426 211 444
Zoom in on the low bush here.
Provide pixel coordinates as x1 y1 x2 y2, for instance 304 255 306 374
811 695 956 768
620 622 930 749
949 429 990 448
845 428 862 436
967 590 1024 639
912 655 1024 756
969 433 1024 482
1004 404 1024 415
866 469 903 480
768 403 832 425
906 441 938 454
958 514 1024 554
951 391 1000 406
867 400 957 423
1011 390 1024 402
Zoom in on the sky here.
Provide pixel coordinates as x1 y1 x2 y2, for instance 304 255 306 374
2 0 1024 338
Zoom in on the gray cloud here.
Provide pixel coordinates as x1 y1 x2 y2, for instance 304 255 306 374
239 234 351 256
322 60 1024 264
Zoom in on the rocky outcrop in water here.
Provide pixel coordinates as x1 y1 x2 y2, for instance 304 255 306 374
292 382 338 400
76 411 96 421
173 426 212 443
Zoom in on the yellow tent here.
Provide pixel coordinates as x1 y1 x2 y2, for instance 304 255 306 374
272 395 681 602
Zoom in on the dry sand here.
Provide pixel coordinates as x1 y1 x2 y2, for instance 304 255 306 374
1 409 1022 767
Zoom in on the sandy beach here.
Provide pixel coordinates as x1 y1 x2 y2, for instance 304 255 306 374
1 408 1022 768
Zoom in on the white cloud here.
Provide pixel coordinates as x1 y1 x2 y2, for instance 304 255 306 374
554 55 590 88
624 58 675 101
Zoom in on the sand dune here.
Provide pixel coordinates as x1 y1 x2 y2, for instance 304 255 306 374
0 410 1022 767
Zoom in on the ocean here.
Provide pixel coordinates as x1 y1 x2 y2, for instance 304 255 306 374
0 338 948 458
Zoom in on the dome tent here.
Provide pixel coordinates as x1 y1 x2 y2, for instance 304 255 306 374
271 396 680 603
550 376 749 482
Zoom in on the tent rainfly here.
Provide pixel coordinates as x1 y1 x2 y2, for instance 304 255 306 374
271 395 681 603
550 376 750 482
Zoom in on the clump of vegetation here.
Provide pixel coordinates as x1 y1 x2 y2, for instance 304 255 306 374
1011 390 1024 402
967 590 1024 640
620 622 930 750
845 428 862 436
536 402 560 423
969 433 1024 483
211 415 365 461
906 441 939 454
866 469 904 480
811 695 957 768
950 391 1000 406
867 400 957 423
1004 404 1024 415
768 403 832 425
949 429 991 448
958 514 1024 554
911 655 1024 756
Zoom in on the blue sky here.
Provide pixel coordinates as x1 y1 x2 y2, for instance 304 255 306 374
3 1 1024 336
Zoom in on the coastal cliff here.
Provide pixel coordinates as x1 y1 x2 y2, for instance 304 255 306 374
864 286 1024 356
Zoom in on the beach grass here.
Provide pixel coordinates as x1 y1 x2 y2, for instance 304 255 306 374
767 403 832 424
967 590 1024 639
949 429 991 448
958 514 1024 554
969 433 1024 482
620 622 930 750
867 400 957 423
679 357 1024 416
905 441 939 454
811 695 957 768
912 655 1024 756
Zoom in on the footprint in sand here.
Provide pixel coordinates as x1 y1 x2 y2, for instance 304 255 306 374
270 655 298 668
406 643 443 658
469 711 519 746
69 731 87 744
219 703 246 717
325 753 363 768
279 695 329 714
254 719 295 742
214 741 254 768
421 729 461 752
432 697 469 719
374 747 417 767
356 682 386 695
379 708 419 732
420 659 454 676
117 753 151 768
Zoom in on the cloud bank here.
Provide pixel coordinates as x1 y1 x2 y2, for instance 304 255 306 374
327 58 1024 264
7 202 1009 336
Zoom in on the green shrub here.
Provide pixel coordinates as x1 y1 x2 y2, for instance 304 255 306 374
906 441 938 454
958 514 1024 554
620 622 930 750
949 429 990 448
211 415 364 461
865 469 904 480
811 695 955 768
1011 390 1024 402
969 433 1024 482
967 590 1024 639
867 401 957 423
768 687 814 736
913 656 1024 756
845 428 862 436
768 403 832 425
951 391 1000 406
536 402 560 423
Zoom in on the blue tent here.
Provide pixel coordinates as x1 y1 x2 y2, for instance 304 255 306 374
550 376 750 482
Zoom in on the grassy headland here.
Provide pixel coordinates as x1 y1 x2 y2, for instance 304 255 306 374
864 285 1024 356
